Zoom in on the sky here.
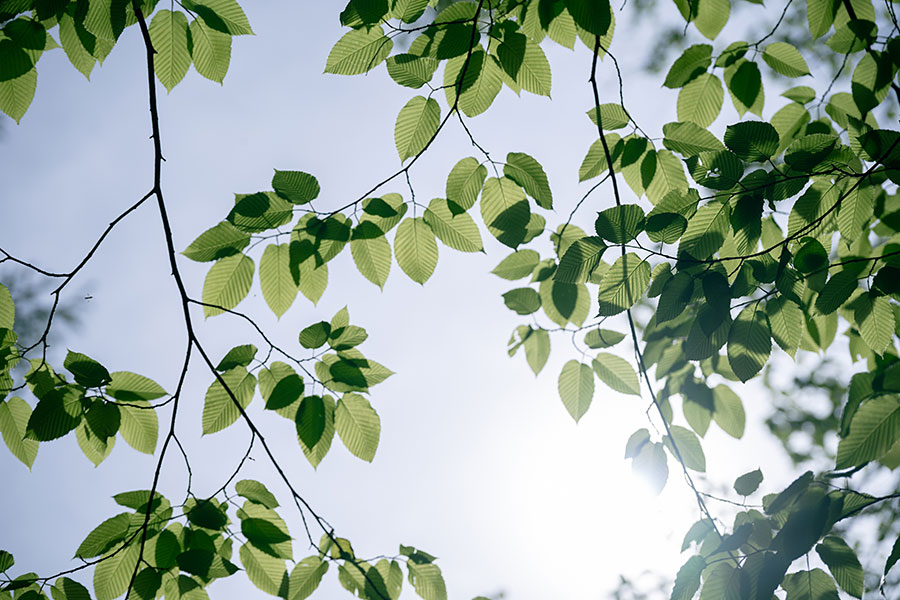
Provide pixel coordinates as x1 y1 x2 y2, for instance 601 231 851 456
0 3 800 599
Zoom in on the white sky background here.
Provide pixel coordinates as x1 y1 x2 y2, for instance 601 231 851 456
0 3 802 599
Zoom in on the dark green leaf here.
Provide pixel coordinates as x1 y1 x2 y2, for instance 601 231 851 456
734 468 763 496
64 350 110 387
296 395 326 450
504 152 552 209
723 121 778 161
594 204 645 244
816 536 863 598
664 44 712 88
236 479 279 509
299 322 330 349
554 237 606 283
216 344 258 371
272 171 319 205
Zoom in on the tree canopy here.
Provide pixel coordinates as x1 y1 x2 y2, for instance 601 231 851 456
2 0 900 599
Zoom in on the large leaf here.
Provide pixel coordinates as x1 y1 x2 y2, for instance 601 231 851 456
394 217 439 284
422 198 482 252
350 224 392 289
558 360 594 422
504 152 552 209
189 18 231 83
286 556 328 600
591 353 640 396
201 367 256 435
119 399 158 454
762 42 810 77
836 396 900 469
202 253 254 316
240 543 287 596
727 304 771 382
394 95 440 162
554 237 606 283
325 26 391 75
480 177 530 248
334 393 380 462
148 10 190 92
94 544 140 600
677 73 723 128
259 244 297 318
678 202 730 261
664 425 705 472
445 157 486 210
596 253 650 316
815 536 863 598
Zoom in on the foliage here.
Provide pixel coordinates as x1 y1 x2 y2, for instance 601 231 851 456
2 0 900 599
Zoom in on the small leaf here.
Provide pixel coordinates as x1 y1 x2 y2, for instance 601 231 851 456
670 555 705 600
236 479 279 509
723 121 778 161
299 322 330 349
260 244 297 318
836 396 900 469
183 222 249 262
0 397 38 468
148 10 190 92
64 351 110 387
727 304 771 382
594 204 645 244
296 396 326 450
734 468 763 495
201 368 256 435
492 250 540 280
664 44 712 88
664 425 705 472
677 73 723 127
480 177 530 248
189 18 231 83
502 288 541 315
216 345 258 372
584 328 625 349
596 253 650 316
445 157 486 211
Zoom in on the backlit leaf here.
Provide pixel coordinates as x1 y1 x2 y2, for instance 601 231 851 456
325 26 391 75
394 96 440 162
202 254 254 317
558 360 594 422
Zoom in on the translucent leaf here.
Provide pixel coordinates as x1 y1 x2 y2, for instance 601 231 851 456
762 42 810 77
596 253 650 316
503 288 540 315
236 479 279 509
727 304 771 382
780 569 839 600
445 157 486 211
25 385 82 441
261 363 303 411
286 556 328 600
148 10 190 92
815 270 858 315
784 134 838 172
853 293 894 355
334 393 380 462
539 279 589 327
625 429 650 458
75 513 130 558
725 59 763 117
816 536 863 598
386 53 437 88
238 502 292 559
50 577 91 600
407 562 446 600
444 48 503 117
645 149 688 204
836 396 900 469
239 543 287 596
712 384 745 438
119 399 158 455
678 202 730 261
693 0 729 39
480 177 530 248
216 345 258 371
0 397 37 468
325 26 392 75
765 297 803 358
783 85 816 104
492 249 540 280
554 237 606 283
394 96 440 162
300 395 334 468
201 367 256 435
272 170 319 205
592 352 640 396
723 121 778 162
808 0 838 38
189 19 231 83
886 535 900 578
422 198 482 252
394 217 438 284
202 254 254 317
0 67 35 123
662 121 724 156
558 360 594 422
578 135 618 181
664 425 705 472
350 225 392 289
664 44 712 88
523 328 550 375
677 73 723 128
595 204 645 244
181 0 253 35
632 442 667 495
183 221 249 262
260 244 297 318
670 555 704 600
0 284 12 330
58 14 96 80
504 152 552 209
584 328 625 349
734 468 763 496
495 32 551 97
586 103 629 129
93 544 140 600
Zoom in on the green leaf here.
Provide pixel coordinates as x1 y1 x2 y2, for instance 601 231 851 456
260 244 297 318
0 67 35 123
586 103 629 129
386 53 438 89
216 345 258 371
584 328 625 349
785 134 838 172
148 10 190 92
64 351 110 388
181 0 252 35
183 221 249 262
422 198 482 252
445 157 486 211
592 352 640 396
350 225 392 289
725 59 764 117
783 85 816 104
300 395 335 468
298 321 330 349
713 384 745 438
26 385 82 441
808 0 838 38
202 254 254 317
286 556 328 600
780 569 840 600
0 397 38 467
624 429 650 458
201 367 256 435
853 293 894 355
189 18 231 83
75 512 130 558
444 48 503 117
262 364 303 411
504 152 552 209
503 288 540 315
558 360 594 422
0 39 32 83
596 253 650 316
762 42 810 77
727 304 770 383
0 284 13 330
325 26 391 75
238 503 292 558
671 555 705 600
836 396 900 469
765 297 803 359
723 121 778 161
886 535 900 578
664 425 705 472
677 73 723 128
118 399 158 454
335 394 380 462
578 135 618 182
693 0 729 39
594 204 645 244
480 177 530 248
239 543 286 596
540 279 589 326
554 237 606 284
734 468 763 495
492 249 540 280
394 217 439 284
815 536 863 598
678 202 730 261
51 577 91 600
662 121 724 156
394 96 440 162
407 562 446 600
523 328 550 375
236 479 279 509
664 44 712 88
272 170 319 205
815 270 858 315
93 543 139 600
495 31 552 97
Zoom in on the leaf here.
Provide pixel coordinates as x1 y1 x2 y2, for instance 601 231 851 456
201 367 256 435
0 284 13 330
444 48 503 117
670 555 705 600
407 562 446 600
725 59 763 117
236 479 279 509
350 225 391 289
523 328 550 375
815 270 858 315
596 253 650 316
0 67 35 123
286 556 328 600
712 384 745 438
480 177 530 248
300 395 335 468
202 254 254 316
677 73 723 128
762 42 811 77
386 53 438 88
0 397 38 468
504 152 552 209
594 204 645 244
558 360 594 422
239 543 286 596
492 249 540 280
727 304 771 382
662 121 724 156
189 18 231 83
260 244 297 318
664 44 712 88
808 0 838 38
394 96 440 162
586 103 629 129
148 10 190 92
554 237 606 283
854 293 894 355
422 198 482 252
815 536 863 598
664 425 705 472
394 217 439 284
886 535 900 578
183 221 249 262
93 543 140 600
678 202 730 261
632 442 668 495
0 39 32 83
591 353 640 396
119 399 158 455
584 328 625 348
272 170 319 205
780 569 840 600
334 393 380 462
26 385 82 441
445 157 486 211
181 0 253 35
216 345 258 371
496 31 552 97
298 322 330 349
578 134 619 182
836 396 900 469
723 121 779 162
75 513 130 558
325 26 391 75
64 351 111 388
693 0 729 39
503 288 540 315
734 468 763 495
